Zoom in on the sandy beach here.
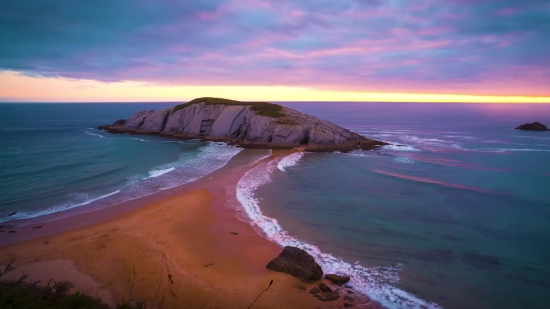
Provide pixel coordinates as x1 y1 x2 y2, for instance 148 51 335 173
0 149 370 309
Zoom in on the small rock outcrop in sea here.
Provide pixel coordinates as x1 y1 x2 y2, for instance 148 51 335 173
515 122 549 131
97 97 388 152
325 274 351 285
266 246 323 282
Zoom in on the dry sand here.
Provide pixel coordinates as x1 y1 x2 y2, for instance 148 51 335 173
0 149 373 309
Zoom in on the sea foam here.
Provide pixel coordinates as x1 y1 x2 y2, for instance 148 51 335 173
1 190 121 223
147 167 175 178
132 138 151 142
236 154 442 309
277 152 304 171
84 130 104 138
382 145 421 152
482 148 550 153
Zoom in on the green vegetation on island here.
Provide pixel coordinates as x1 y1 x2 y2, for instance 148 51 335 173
172 97 285 118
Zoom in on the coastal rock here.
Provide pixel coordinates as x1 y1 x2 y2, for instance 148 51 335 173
325 274 351 285
97 97 387 152
319 283 332 292
112 119 126 126
309 287 320 294
344 303 354 308
344 295 355 302
515 122 549 131
316 291 339 301
266 246 323 282
359 140 389 151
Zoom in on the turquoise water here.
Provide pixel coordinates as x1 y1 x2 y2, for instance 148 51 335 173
242 103 550 309
0 103 242 222
1 102 549 309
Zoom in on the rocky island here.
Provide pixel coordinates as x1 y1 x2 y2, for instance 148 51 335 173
515 121 549 131
97 97 387 152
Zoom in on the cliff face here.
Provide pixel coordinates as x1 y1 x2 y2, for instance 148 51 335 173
97 98 387 152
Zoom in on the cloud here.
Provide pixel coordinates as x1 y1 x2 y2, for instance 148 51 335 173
0 0 549 95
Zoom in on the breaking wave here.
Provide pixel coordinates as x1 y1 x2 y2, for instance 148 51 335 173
382 145 421 152
277 152 304 171
147 167 175 178
1 190 121 223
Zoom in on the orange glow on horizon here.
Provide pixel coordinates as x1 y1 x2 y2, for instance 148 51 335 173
1 71 549 103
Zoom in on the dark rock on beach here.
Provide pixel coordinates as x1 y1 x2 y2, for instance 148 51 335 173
292 284 307 290
319 283 332 293
8 212 16 216
344 303 354 308
344 295 355 302
266 246 323 282
325 274 351 285
309 287 320 294
316 291 339 301
515 122 549 131
33 226 42 229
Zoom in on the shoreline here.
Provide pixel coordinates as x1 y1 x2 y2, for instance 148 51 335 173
0 148 269 246
0 148 371 309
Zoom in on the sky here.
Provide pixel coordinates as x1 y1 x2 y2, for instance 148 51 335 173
1 0 549 103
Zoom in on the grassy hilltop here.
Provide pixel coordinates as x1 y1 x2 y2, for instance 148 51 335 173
172 97 285 118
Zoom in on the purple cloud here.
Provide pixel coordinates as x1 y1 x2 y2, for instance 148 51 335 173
0 0 549 95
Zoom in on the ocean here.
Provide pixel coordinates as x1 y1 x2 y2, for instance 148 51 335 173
0 103 243 222
1 102 550 309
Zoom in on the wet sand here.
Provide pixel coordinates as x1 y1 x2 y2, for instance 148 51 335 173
0 149 366 309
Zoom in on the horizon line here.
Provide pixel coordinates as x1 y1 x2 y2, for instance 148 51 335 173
2 99 550 104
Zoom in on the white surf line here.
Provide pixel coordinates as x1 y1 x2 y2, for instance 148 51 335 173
1 190 121 223
277 152 305 172
236 155 442 309
84 131 105 138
